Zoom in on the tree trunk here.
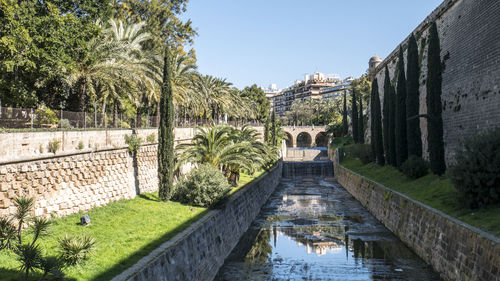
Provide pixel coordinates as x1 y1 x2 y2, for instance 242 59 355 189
78 77 87 112
113 99 119 128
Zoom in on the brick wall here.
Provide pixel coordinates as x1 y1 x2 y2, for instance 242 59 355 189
371 0 500 163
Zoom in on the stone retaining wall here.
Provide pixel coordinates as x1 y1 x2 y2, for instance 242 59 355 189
0 145 158 218
332 149 500 281
111 160 283 281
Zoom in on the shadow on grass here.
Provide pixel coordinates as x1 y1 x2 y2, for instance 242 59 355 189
0 267 78 281
89 206 210 281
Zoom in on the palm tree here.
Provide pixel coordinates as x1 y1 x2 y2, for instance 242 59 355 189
176 125 278 186
66 20 149 114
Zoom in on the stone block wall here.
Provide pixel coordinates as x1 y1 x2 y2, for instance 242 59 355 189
0 145 159 218
333 150 500 281
371 0 500 163
0 128 194 162
135 145 158 194
111 160 283 281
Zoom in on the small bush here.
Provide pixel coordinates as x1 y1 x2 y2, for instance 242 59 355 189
58 234 96 266
48 139 61 154
146 133 156 143
173 164 232 207
35 105 59 126
119 120 131 129
59 118 71 129
346 144 373 164
450 128 500 209
124 134 142 153
77 141 84 150
39 144 44 153
401 155 428 179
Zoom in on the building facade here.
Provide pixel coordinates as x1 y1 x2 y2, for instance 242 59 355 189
267 72 352 116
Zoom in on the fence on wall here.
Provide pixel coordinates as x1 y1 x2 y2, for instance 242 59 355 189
0 106 261 130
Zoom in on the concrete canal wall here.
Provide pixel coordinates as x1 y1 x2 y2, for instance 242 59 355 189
111 160 283 281
332 149 500 281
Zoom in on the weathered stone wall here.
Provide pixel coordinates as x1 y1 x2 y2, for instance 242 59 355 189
0 145 161 218
0 126 264 162
0 128 195 162
332 150 500 281
111 161 283 281
372 0 500 163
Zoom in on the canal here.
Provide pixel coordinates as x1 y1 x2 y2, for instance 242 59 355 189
215 161 441 280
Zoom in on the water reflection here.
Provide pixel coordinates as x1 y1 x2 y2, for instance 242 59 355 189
215 168 441 281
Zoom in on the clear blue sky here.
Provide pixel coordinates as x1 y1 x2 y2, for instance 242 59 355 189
181 0 443 90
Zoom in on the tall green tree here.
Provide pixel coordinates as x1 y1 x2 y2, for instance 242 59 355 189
342 91 348 136
395 46 408 167
240 84 271 122
158 45 175 201
383 66 396 166
359 95 364 143
351 90 359 143
370 78 385 165
271 110 277 146
264 116 270 143
406 33 422 157
427 22 446 175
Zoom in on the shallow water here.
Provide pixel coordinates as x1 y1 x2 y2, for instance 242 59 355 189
214 162 441 281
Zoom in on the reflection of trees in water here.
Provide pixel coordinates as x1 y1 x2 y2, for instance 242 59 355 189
245 228 272 263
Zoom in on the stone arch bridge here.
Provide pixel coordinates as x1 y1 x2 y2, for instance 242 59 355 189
281 126 328 147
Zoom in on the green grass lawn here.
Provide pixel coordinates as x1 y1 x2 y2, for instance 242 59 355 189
0 193 207 281
341 157 500 237
0 169 268 281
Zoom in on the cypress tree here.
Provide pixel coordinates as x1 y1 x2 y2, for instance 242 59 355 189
352 90 359 143
383 66 392 164
158 45 175 201
358 95 364 143
388 82 397 166
395 46 408 167
427 22 446 175
264 115 270 144
371 78 385 165
406 33 422 157
342 91 348 136
271 110 277 146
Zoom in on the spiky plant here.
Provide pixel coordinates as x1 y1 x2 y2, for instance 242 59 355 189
58 234 96 266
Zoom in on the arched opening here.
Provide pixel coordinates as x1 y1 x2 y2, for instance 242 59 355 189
284 132 294 147
296 132 312 148
314 132 328 147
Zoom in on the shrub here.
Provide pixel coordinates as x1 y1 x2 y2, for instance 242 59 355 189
48 139 61 154
119 120 131 129
449 128 500 209
346 144 373 164
124 134 142 153
77 141 84 150
173 164 232 207
35 105 59 127
146 133 156 143
58 234 96 266
59 118 71 129
401 155 428 179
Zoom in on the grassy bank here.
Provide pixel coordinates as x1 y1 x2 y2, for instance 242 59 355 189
0 169 268 281
0 194 207 281
341 157 500 237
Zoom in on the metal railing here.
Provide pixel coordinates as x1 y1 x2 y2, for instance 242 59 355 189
0 106 261 130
